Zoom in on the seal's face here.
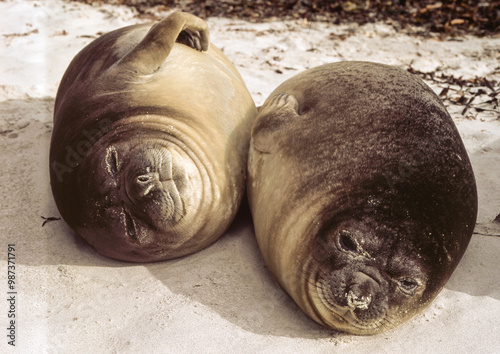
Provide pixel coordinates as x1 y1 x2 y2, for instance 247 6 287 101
75 137 201 261
304 214 443 335
115 145 188 227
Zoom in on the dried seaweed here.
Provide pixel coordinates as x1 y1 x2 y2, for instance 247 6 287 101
408 67 499 119
76 0 500 37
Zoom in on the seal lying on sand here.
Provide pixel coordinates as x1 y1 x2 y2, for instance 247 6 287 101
50 12 257 262
247 62 477 335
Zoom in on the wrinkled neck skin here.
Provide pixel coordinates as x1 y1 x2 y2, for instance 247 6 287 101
64 115 233 262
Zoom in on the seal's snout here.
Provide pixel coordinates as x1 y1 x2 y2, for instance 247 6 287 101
121 146 187 225
127 168 185 222
343 269 389 322
346 272 377 310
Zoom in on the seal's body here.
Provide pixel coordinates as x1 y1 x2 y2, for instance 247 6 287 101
247 62 477 334
50 12 257 262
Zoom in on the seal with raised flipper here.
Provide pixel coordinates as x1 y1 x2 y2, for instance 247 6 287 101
247 61 477 335
50 12 257 262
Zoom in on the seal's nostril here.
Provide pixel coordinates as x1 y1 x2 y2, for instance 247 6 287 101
129 172 161 199
136 172 160 185
346 289 372 310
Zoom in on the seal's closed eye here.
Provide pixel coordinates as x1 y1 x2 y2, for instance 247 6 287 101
339 231 357 253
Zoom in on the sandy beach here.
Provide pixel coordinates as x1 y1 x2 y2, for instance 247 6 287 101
0 0 499 352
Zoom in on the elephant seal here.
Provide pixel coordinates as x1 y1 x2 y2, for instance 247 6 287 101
247 62 477 335
50 12 257 262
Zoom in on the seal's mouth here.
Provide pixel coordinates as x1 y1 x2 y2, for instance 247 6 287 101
309 267 394 334
315 281 389 334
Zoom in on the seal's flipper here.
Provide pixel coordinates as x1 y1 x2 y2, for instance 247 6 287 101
252 93 300 154
176 29 207 51
118 12 209 75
